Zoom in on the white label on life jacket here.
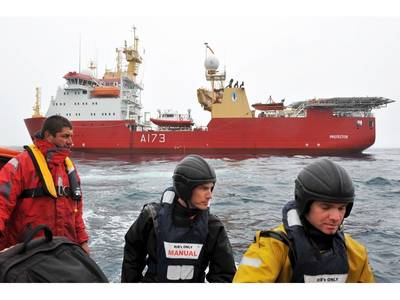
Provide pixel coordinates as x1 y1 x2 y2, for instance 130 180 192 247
287 209 302 227
304 273 348 283
161 190 175 204
167 265 194 280
164 242 203 259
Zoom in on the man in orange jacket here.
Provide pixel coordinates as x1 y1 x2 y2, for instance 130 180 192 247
0 115 89 253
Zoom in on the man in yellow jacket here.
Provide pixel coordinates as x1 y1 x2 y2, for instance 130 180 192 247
233 158 375 283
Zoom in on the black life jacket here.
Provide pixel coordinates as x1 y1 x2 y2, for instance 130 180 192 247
148 187 208 282
282 201 349 283
20 144 82 201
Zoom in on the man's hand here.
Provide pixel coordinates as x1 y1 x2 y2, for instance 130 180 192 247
80 241 90 255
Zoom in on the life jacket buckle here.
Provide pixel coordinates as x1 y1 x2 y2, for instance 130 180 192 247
57 185 69 197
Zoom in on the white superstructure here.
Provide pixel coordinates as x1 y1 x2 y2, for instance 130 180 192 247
45 27 144 124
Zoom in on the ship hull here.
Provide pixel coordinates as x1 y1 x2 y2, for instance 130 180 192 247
24 109 375 155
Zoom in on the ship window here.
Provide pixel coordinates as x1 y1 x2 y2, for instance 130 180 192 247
356 120 362 127
83 90 87 94
369 120 374 128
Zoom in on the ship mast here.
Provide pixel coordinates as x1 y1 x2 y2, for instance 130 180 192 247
116 48 123 76
204 43 225 101
88 60 97 78
32 87 43 118
123 26 142 81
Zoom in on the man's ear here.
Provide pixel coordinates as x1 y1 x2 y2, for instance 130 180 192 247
43 130 53 141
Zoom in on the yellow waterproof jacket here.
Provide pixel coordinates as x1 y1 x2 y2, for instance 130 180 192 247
233 224 375 283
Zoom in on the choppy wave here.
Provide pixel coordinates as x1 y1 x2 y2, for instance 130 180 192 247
366 177 393 186
76 148 400 282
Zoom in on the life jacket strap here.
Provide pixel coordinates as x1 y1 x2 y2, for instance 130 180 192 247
19 186 72 199
259 230 297 267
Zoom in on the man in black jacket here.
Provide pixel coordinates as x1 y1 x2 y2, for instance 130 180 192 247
121 155 236 282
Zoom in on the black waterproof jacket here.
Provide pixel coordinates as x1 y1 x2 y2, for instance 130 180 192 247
121 199 236 282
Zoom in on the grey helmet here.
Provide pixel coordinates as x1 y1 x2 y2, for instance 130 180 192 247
173 155 216 204
295 158 354 218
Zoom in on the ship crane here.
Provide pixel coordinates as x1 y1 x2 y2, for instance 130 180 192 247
31 87 43 118
123 26 142 81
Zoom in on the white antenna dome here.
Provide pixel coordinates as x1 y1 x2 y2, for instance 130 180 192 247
204 55 219 70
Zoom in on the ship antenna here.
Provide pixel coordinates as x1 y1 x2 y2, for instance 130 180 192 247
204 42 214 55
79 33 82 73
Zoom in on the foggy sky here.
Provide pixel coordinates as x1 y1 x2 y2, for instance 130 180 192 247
1 16 399 148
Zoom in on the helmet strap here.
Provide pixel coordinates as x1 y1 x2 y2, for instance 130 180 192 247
177 198 188 208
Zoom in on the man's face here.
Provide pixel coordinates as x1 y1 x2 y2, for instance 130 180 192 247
45 127 73 149
305 201 347 235
189 182 214 210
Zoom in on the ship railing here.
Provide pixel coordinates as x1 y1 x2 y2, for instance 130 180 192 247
292 102 306 117
302 97 395 110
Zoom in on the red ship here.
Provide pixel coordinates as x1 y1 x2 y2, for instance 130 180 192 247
24 31 394 156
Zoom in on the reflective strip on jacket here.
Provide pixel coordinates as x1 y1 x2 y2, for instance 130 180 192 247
233 224 375 283
0 145 88 250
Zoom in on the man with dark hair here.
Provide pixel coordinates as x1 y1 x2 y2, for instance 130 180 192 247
233 158 374 283
0 115 89 253
40 115 73 137
121 154 236 282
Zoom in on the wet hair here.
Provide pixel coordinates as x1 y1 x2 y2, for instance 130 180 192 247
40 115 72 137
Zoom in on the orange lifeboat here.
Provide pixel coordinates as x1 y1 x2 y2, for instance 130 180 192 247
252 102 284 111
0 147 20 169
91 86 120 97
252 95 285 111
